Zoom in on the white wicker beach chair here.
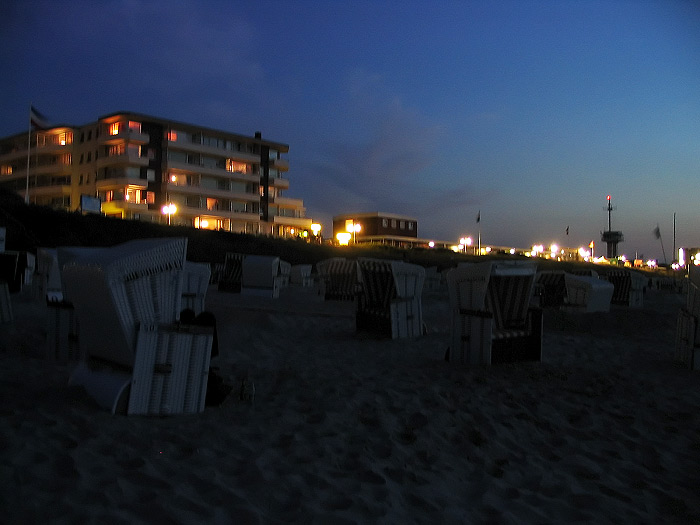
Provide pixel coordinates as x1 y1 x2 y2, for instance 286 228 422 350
356 258 425 339
290 264 313 287
240 255 285 298
181 261 211 315
447 261 542 365
563 273 614 313
675 266 700 370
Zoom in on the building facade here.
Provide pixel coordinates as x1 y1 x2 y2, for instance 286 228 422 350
0 112 312 237
331 212 447 248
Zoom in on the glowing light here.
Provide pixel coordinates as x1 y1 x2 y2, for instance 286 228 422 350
290 228 295 235
429 241 435 248
509 248 515 255
336 232 351 245
311 223 321 236
170 174 177 183
454 245 463 253
679 248 685 267
110 123 119 135
200 219 209 228
607 195 611 201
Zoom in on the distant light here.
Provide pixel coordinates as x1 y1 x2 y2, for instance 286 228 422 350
162 203 176 215
679 248 685 267
509 248 515 255
311 223 321 235
607 195 611 201
170 174 177 182
429 241 435 248
200 219 209 228
336 232 351 245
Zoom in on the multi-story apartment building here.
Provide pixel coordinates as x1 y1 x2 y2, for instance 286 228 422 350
0 111 312 237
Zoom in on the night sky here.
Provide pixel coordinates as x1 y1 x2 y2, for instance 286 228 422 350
2 0 699 260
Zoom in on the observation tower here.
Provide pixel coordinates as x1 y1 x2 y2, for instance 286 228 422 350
601 195 624 258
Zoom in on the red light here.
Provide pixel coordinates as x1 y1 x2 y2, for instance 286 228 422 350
607 195 611 200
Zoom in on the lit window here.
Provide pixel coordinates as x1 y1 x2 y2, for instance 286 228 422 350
109 123 119 135
128 121 141 133
226 159 249 173
1 165 12 175
168 131 177 142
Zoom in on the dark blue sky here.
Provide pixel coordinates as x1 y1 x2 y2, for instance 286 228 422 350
2 0 699 260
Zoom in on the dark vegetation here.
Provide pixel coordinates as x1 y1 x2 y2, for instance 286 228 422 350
0 188 638 275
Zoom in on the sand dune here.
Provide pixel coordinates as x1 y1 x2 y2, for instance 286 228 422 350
1 285 699 523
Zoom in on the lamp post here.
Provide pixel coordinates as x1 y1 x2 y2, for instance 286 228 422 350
162 203 177 225
347 220 361 244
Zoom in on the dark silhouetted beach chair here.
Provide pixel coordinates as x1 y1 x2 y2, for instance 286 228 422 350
290 264 313 287
356 258 425 339
316 257 358 300
676 266 700 370
447 261 542 365
603 269 645 307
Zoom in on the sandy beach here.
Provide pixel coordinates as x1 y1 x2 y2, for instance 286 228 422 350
1 283 699 523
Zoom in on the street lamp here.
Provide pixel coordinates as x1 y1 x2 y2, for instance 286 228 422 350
346 220 361 243
162 203 177 225
460 236 473 254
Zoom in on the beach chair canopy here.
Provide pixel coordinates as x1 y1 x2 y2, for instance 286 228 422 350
61 237 187 367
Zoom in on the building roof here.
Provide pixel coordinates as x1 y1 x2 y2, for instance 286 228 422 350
333 211 418 222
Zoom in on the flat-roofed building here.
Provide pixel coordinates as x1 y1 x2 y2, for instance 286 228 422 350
333 212 453 248
0 111 312 237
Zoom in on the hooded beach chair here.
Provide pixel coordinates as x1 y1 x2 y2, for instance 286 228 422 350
290 264 313 287
355 258 425 339
604 269 645 307
446 260 542 365
62 238 213 415
563 272 614 313
181 261 211 315
240 254 287 298
218 252 245 292
316 257 358 300
675 266 700 370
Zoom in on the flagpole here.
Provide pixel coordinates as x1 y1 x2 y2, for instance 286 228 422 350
25 103 32 204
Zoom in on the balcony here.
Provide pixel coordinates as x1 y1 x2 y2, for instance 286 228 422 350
168 141 260 164
269 176 290 190
100 130 150 145
95 178 147 191
167 182 259 203
271 157 289 171
96 151 150 169
272 196 304 208
272 215 312 228
167 160 260 183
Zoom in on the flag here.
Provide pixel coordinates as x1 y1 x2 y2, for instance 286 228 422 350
476 210 480 224
30 105 51 129
566 226 569 236
653 225 661 239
